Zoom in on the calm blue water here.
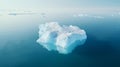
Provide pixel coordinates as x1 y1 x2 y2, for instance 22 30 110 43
0 13 120 67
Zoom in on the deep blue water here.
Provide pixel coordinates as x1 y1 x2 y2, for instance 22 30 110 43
0 14 120 67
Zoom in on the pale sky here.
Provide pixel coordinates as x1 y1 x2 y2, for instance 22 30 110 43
0 0 120 9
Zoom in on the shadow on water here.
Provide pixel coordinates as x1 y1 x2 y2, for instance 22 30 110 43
74 34 115 56
73 34 120 67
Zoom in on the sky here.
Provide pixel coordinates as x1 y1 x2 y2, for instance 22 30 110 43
0 0 120 9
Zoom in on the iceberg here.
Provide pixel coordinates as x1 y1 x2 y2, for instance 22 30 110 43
36 22 87 54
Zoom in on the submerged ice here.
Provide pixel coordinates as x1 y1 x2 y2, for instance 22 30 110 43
37 22 87 54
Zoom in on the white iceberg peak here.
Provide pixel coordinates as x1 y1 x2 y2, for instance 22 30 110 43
37 22 87 54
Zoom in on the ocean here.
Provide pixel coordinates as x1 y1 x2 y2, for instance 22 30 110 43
0 12 120 67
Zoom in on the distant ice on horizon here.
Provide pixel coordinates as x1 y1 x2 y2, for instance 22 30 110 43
37 22 87 54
